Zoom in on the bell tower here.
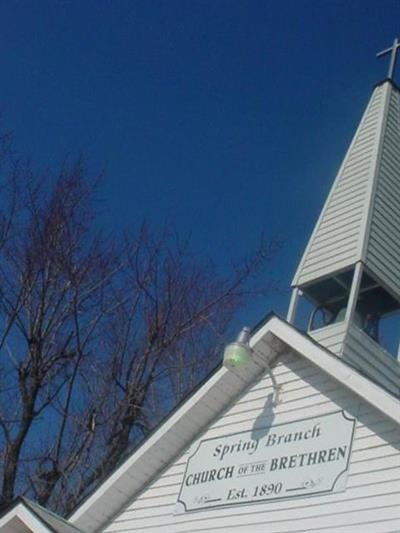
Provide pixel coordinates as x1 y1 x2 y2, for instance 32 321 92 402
287 40 400 396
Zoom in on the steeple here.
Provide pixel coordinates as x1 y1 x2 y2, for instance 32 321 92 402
287 41 400 395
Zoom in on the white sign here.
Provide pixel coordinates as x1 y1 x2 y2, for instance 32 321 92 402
176 411 355 512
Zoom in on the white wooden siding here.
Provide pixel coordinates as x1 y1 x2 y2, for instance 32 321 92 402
342 323 400 396
103 352 400 533
310 321 400 397
293 86 384 287
366 85 400 296
308 321 347 355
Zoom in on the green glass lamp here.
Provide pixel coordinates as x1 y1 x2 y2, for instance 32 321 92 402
223 327 252 368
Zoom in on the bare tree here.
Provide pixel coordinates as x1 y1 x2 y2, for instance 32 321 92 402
0 151 278 515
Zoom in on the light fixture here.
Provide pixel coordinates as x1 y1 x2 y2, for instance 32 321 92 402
223 327 252 369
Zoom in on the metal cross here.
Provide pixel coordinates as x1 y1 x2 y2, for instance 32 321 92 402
377 38 400 80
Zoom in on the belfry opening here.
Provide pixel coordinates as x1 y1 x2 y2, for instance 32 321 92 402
287 42 400 371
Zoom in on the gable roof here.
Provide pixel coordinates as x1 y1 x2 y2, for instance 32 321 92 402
68 314 400 532
0 498 83 533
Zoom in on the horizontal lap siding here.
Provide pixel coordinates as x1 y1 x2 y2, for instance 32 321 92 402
366 87 400 295
103 355 400 532
294 87 384 286
308 322 347 354
342 325 400 396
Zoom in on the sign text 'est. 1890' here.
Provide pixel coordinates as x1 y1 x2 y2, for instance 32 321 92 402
176 410 355 512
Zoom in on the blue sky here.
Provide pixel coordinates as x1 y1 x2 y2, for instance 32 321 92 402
1 0 400 327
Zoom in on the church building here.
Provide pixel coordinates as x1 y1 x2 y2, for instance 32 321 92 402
1 41 400 533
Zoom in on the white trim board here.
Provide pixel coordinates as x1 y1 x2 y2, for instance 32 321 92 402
0 501 54 533
69 314 400 532
0 498 84 533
